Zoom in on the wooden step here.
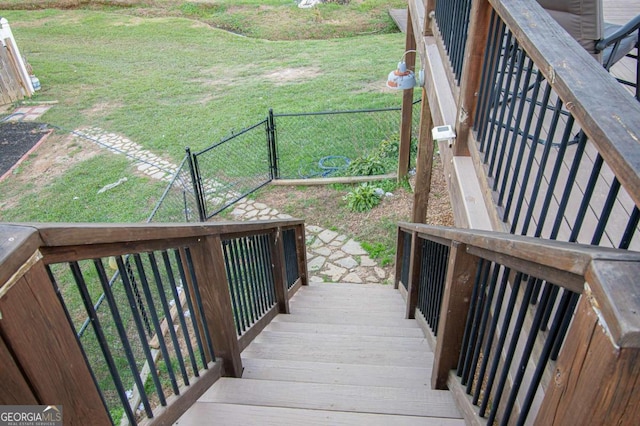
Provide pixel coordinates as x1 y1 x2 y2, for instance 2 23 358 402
175 402 466 426
197 378 462 418
252 330 428 352
272 311 420 328
241 358 431 388
242 342 432 366
175 283 463 424
263 320 425 338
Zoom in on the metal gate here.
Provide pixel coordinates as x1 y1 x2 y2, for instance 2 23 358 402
191 117 275 220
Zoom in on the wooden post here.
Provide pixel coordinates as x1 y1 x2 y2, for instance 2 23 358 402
453 0 492 156
394 228 407 290
0 257 112 424
412 87 435 223
535 261 640 425
405 231 422 319
432 242 479 389
294 224 309 287
424 0 435 36
397 7 417 181
271 228 290 314
190 235 243 377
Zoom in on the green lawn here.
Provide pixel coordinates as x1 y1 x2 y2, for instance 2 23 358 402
0 4 409 222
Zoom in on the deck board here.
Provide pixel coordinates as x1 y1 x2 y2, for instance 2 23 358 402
175 403 466 426
176 283 462 424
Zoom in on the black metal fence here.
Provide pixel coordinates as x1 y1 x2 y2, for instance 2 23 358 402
273 104 420 179
473 10 640 250
435 0 473 83
192 120 273 220
48 247 215 424
149 101 422 223
146 155 200 223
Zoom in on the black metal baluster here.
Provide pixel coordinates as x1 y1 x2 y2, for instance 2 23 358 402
479 272 524 417
499 281 554 425
117 255 168 405
69 261 138 425
486 276 537 424
184 248 216 360
161 251 198 378
173 249 209 368
520 96 564 236
502 70 544 222
146 252 189 387
457 259 486 375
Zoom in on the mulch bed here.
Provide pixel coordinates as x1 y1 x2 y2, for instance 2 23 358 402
0 121 51 181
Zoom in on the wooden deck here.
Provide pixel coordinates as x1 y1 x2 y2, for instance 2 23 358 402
175 283 464 425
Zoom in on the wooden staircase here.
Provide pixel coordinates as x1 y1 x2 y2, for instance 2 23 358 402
175 283 464 425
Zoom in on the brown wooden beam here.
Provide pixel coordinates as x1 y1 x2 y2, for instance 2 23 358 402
271 228 290 314
397 6 417 181
405 231 422 319
412 87 434 224
190 235 243 377
432 242 480 389
535 295 640 425
453 0 492 156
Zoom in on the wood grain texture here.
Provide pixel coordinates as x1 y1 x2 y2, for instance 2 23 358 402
263 320 425 338
141 362 222 426
0 224 41 288
398 6 417 180
398 222 640 277
189 235 242 377
535 295 640 425
406 231 422 319
270 229 290 314
412 88 435 223
586 259 640 347
0 335 37 405
0 261 111 425
432 243 479 389
454 0 492 156
175 402 465 426
199 377 461 418
241 357 430 389
32 220 303 247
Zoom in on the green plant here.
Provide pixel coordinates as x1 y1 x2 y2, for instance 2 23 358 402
361 240 394 266
343 183 381 212
345 154 385 176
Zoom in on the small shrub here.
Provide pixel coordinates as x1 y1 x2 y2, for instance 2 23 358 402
346 154 385 176
344 183 381 212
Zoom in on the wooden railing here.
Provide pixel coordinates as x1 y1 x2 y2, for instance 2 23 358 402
0 220 307 425
407 0 640 250
396 222 640 424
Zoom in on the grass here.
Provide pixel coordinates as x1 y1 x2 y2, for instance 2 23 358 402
0 0 404 41
0 2 411 222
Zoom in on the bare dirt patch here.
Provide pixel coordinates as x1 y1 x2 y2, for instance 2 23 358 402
263 67 322 85
0 131 102 211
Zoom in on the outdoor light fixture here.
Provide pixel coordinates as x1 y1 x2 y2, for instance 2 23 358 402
386 50 423 90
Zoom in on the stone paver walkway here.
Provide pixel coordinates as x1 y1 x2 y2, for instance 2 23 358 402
72 127 393 285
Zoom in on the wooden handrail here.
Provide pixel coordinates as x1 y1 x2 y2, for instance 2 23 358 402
487 0 640 208
397 222 640 424
0 219 308 425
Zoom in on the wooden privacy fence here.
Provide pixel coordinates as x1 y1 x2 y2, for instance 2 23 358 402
0 18 35 105
395 222 640 425
0 220 308 425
